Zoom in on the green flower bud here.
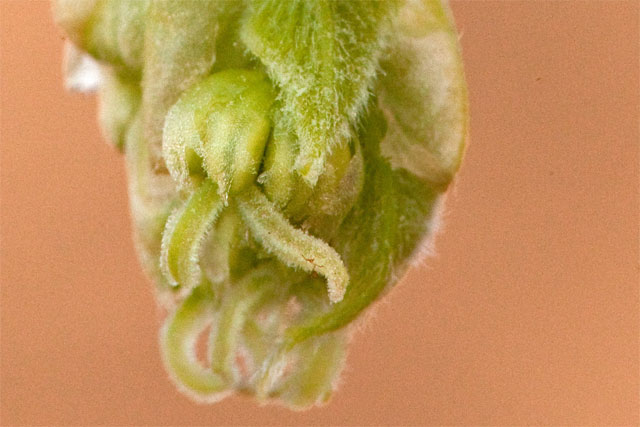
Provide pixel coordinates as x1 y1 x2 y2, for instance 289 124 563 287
54 0 468 409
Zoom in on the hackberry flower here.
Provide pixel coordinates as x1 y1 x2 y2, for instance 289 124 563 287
54 0 468 409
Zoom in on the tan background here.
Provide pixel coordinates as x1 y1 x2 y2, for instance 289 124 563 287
1 1 638 425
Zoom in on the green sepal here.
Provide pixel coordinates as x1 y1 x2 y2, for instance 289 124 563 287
241 0 397 186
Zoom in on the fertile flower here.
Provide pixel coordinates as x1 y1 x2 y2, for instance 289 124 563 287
54 0 468 409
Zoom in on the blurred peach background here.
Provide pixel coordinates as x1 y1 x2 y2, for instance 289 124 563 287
1 1 638 425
